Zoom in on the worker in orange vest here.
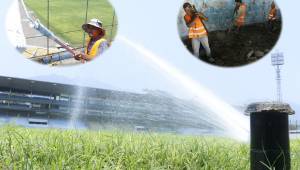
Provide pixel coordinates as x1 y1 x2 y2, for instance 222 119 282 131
183 2 214 62
232 0 247 32
267 1 277 32
74 18 108 61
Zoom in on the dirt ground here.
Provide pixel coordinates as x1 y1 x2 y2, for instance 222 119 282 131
183 21 282 67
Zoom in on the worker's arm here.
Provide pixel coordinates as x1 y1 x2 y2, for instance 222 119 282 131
74 52 88 61
197 12 208 21
73 48 92 61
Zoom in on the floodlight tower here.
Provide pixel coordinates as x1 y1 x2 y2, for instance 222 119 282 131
271 52 284 103
245 52 294 170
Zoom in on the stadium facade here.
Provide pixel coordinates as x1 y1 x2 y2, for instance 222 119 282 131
0 76 221 134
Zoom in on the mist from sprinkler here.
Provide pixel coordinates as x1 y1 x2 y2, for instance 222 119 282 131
69 87 86 129
118 36 250 141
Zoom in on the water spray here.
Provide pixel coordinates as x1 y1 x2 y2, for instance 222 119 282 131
69 87 86 129
118 36 250 141
246 102 294 170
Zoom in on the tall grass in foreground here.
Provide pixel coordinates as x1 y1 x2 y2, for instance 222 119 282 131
0 125 299 169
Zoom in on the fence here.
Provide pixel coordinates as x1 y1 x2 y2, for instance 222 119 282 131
23 0 118 57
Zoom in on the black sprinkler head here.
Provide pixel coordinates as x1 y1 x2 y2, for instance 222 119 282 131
245 102 294 170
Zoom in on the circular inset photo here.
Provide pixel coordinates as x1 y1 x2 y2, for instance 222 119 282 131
177 0 282 67
6 0 118 66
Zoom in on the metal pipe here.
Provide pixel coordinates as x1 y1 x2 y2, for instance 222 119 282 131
33 22 76 55
245 102 295 170
41 51 76 64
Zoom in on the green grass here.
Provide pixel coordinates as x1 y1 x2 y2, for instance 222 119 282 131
24 0 118 47
0 125 299 169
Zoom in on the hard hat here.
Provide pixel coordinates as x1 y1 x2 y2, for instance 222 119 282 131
82 18 104 32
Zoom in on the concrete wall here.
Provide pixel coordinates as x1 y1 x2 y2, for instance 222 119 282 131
178 0 280 37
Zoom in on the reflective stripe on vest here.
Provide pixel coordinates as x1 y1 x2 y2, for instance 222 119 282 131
192 26 205 31
185 15 207 39
85 37 107 60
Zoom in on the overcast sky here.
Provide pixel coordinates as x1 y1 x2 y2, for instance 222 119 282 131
0 0 299 110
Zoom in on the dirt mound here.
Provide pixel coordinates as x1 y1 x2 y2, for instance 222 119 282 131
207 21 281 67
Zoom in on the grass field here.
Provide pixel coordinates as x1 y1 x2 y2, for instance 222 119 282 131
24 0 118 47
0 125 299 169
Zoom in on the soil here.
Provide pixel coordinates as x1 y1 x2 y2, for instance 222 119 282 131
183 21 282 67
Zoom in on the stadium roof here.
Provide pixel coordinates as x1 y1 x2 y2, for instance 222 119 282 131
0 75 134 97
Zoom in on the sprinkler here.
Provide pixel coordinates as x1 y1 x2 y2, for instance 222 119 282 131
245 102 294 170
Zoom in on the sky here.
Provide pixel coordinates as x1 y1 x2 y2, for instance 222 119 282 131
0 0 299 114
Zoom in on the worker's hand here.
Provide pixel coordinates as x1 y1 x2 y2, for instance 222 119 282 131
74 52 84 60
74 52 90 62
80 54 89 61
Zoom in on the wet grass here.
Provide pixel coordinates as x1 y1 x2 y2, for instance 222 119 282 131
0 125 299 169
24 0 118 47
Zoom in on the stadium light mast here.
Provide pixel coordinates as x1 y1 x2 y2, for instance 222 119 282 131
271 52 284 103
245 52 294 170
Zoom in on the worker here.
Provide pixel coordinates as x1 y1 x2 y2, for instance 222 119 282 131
74 18 108 61
267 1 277 32
183 2 214 62
232 0 247 32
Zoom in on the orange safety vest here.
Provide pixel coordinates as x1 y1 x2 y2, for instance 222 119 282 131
268 8 276 20
184 15 207 39
235 3 247 27
85 37 107 60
